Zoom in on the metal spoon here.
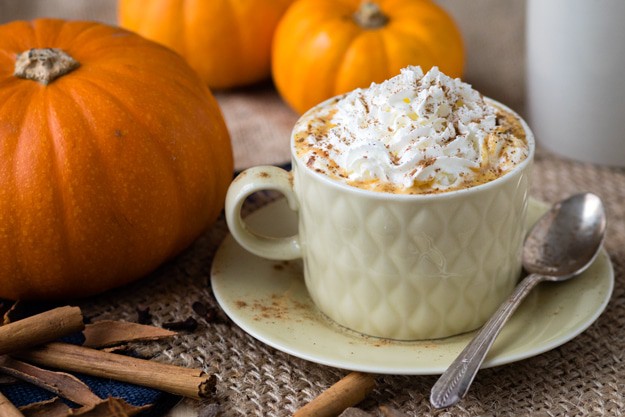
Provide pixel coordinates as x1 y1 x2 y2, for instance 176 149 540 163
430 192 607 409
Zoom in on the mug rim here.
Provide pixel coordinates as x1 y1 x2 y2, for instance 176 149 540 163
290 96 535 201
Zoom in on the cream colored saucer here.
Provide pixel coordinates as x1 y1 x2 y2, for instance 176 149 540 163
211 198 614 375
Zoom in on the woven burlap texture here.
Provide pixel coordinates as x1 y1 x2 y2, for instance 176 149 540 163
78 88 625 417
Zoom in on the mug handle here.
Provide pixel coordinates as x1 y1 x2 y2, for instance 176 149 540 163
225 166 302 260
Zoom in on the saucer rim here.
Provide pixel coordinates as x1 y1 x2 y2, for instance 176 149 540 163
211 198 614 375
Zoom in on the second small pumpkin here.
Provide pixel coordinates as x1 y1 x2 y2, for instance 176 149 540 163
272 0 465 114
119 0 294 89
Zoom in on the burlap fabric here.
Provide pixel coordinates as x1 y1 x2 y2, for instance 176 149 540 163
67 85 624 417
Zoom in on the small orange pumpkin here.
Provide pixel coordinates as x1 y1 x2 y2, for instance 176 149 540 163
0 19 233 300
272 0 465 114
118 0 294 89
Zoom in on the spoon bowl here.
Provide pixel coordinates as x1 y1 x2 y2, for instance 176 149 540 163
430 193 607 409
523 193 606 278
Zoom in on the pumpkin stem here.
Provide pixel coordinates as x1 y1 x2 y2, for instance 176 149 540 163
354 1 389 29
14 48 80 85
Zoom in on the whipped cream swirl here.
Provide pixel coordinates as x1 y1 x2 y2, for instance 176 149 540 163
294 66 528 193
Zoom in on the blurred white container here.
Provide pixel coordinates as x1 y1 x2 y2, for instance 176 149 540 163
526 0 625 166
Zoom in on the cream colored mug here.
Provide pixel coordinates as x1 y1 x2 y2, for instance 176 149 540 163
225 98 535 340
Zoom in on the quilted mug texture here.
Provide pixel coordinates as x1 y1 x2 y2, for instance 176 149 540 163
294 160 530 340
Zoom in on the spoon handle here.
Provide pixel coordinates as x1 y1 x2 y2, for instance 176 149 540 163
430 272 545 409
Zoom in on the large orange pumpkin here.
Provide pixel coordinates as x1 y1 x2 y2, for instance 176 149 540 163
118 0 294 89
272 0 465 114
0 19 233 300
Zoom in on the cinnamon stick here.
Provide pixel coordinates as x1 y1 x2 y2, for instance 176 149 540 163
14 342 212 399
19 398 70 417
18 397 149 417
82 320 175 348
294 372 376 417
0 374 17 384
0 356 100 406
71 398 150 417
0 390 24 417
0 306 84 355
